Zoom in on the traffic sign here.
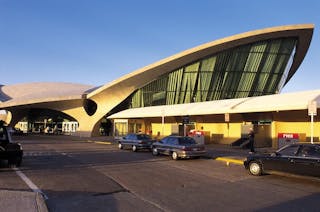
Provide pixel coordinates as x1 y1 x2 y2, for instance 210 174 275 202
308 101 317 116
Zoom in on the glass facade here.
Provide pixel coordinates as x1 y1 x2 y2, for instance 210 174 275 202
129 38 297 108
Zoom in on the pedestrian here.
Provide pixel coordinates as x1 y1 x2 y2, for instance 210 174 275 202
248 128 255 153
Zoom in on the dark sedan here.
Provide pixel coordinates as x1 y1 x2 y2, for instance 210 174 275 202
0 121 23 167
118 133 156 152
244 143 320 178
151 136 206 160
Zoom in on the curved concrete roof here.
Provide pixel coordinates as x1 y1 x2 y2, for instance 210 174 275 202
0 82 94 108
88 24 314 99
0 24 314 111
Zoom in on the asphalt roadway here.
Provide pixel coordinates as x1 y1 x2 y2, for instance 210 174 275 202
0 137 319 212
1 139 249 212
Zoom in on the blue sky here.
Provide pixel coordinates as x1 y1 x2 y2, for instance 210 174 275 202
0 0 319 93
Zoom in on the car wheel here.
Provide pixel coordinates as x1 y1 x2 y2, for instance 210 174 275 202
152 147 159 156
118 143 123 149
172 151 179 160
132 145 137 152
249 161 263 176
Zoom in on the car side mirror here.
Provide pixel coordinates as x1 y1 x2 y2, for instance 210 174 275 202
271 152 279 157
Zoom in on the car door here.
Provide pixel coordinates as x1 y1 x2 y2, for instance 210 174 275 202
130 134 139 145
164 137 177 155
156 137 169 154
168 137 179 153
263 144 300 173
293 145 320 177
123 134 134 146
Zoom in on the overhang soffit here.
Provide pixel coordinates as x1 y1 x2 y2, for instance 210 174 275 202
0 96 84 110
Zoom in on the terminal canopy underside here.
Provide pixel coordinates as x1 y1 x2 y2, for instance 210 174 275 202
129 38 297 108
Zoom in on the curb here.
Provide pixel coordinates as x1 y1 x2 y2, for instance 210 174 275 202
0 190 48 212
35 192 49 212
214 157 245 166
93 141 112 145
87 140 113 145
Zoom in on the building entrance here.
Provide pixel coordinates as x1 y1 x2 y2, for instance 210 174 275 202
255 124 272 147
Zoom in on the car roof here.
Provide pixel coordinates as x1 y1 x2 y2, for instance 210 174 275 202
280 143 320 150
295 142 320 146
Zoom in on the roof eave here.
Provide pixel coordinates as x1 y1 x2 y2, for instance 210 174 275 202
88 24 314 99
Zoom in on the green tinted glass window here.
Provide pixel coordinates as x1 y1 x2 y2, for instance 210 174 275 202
129 38 297 108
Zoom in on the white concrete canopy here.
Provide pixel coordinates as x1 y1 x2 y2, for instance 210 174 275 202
108 90 320 119
0 82 94 107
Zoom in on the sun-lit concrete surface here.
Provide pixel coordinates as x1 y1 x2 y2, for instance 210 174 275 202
0 190 48 212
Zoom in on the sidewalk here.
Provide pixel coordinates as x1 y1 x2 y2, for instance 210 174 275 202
0 190 48 212
205 143 275 165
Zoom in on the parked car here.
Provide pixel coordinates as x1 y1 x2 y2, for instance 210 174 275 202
244 143 320 178
118 133 156 152
0 121 23 167
151 135 206 160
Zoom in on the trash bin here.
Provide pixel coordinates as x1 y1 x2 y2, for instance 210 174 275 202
189 130 205 145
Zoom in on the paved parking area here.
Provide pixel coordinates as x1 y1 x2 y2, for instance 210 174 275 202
1 135 318 212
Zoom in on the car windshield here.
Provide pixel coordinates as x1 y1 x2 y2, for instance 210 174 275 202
136 134 151 140
277 145 300 156
178 137 196 145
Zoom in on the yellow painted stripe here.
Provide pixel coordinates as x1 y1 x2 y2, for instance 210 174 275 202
89 141 112 145
95 141 112 145
215 157 244 165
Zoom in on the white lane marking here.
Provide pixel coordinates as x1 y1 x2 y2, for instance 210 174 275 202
13 167 49 200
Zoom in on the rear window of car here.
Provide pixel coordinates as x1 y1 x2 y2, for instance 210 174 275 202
164 137 178 145
125 134 133 139
160 137 170 144
178 137 196 145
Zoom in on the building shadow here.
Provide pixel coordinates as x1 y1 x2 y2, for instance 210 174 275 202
257 193 320 212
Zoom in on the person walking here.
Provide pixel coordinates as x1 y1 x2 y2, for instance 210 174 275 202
248 128 255 153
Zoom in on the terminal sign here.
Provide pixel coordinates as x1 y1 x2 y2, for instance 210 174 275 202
278 133 299 139
308 101 317 116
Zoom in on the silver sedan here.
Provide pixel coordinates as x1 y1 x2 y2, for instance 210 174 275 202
151 136 206 160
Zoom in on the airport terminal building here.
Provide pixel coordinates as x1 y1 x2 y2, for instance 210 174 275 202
0 24 318 148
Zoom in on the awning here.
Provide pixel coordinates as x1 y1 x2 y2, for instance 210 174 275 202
108 90 320 119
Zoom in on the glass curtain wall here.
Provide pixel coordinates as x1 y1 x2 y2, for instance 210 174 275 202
129 38 297 108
